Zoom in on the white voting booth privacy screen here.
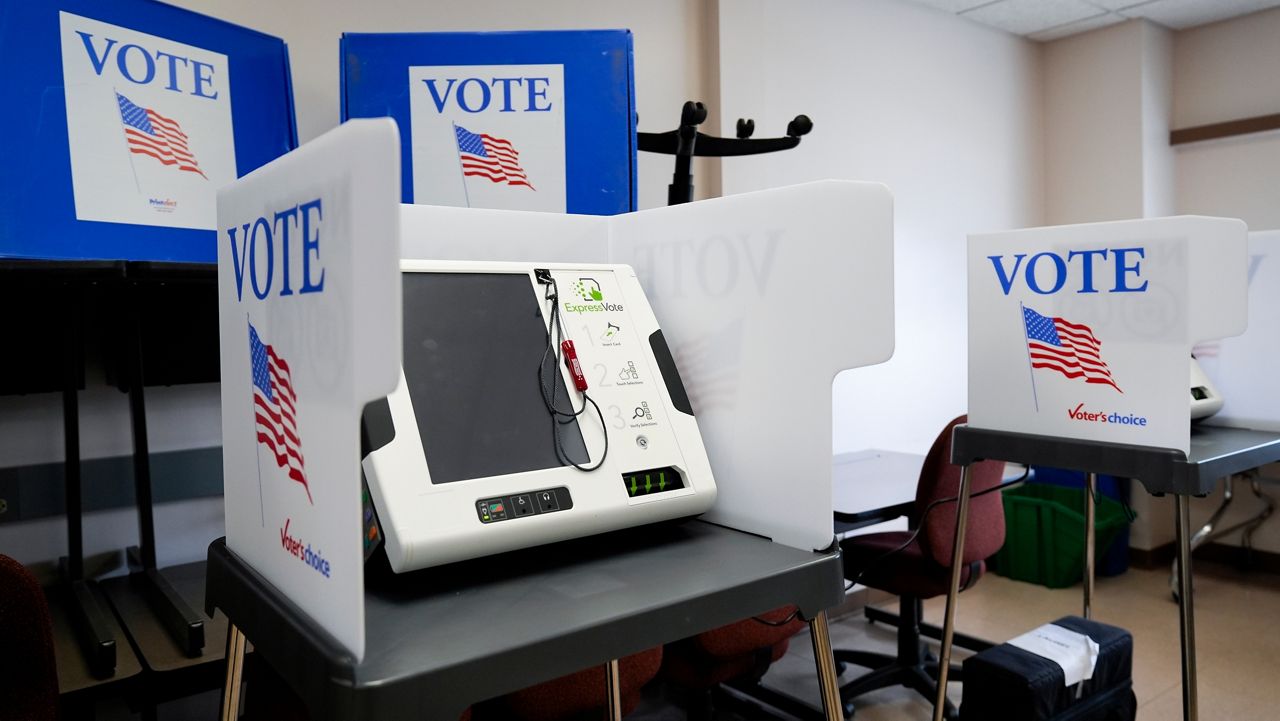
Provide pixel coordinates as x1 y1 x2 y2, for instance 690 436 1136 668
217 125 890 658
217 120 402 661
968 216 1247 456
401 180 895 553
1196 230 1280 432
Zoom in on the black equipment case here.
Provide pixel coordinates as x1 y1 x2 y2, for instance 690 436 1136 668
959 616 1137 721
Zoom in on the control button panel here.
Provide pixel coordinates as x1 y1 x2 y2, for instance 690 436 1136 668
477 487 573 524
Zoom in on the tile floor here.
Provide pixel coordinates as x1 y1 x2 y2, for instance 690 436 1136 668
756 560 1280 719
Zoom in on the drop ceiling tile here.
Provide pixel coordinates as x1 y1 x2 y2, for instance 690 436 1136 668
1029 11 1127 40
1120 0 1280 29
1081 0 1158 11
962 0 1108 35
902 0 996 12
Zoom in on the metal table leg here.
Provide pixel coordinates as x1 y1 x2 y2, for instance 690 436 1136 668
605 658 621 721
220 624 248 721
933 464 974 721
1084 472 1096 620
808 611 843 720
1175 496 1199 721
1170 474 1276 600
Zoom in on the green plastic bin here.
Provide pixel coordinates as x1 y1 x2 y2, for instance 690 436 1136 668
991 484 1135 589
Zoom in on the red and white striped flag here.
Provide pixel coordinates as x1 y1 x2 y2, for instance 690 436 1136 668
454 124 533 189
116 92 207 179
1023 305 1122 393
249 322 311 503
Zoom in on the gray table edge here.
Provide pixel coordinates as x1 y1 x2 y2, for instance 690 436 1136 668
205 521 845 720
950 424 1280 496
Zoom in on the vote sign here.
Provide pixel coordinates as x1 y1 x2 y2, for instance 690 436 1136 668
61 11 236 230
342 30 636 216
0 1 295 262
968 216 1247 455
408 64 567 212
217 119 402 661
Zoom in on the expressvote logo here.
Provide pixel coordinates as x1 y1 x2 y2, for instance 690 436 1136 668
59 12 236 230
565 277 624 315
408 64 567 212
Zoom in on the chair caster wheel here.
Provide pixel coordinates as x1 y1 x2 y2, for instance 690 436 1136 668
835 661 848 676
843 700 856 718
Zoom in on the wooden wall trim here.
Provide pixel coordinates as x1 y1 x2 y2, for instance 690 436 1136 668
1170 113 1280 146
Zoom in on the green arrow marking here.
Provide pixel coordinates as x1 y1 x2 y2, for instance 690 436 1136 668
659 472 666 491
645 474 652 493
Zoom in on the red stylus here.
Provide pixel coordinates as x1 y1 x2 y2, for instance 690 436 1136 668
561 340 588 391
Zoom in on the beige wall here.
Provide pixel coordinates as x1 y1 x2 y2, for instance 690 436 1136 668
1043 21 1146 225
1173 7 1280 232
717 0 1046 455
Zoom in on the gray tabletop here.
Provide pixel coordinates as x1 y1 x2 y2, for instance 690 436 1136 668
951 424 1280 496
206 520 844 721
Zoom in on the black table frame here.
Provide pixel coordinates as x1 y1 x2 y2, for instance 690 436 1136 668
1 259 215 675
927 423 1280 721
206 521 850 721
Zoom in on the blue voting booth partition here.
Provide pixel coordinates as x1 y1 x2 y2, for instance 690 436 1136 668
341 30 636 215
0 1 296 262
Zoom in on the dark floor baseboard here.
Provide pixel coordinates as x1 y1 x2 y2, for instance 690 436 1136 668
1130 541 1280 574
1129 543 1176 568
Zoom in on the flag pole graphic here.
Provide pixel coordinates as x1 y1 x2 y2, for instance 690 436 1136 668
1021 302 1040 413
452 122 472 208
249 315 265 528
114 88 142 195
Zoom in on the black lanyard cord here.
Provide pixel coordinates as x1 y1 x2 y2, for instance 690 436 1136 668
537 276 608 471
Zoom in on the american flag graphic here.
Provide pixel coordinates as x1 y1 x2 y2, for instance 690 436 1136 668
116 92 207 179
454 124 533 189
249 322 311 503
1023 306 1122 393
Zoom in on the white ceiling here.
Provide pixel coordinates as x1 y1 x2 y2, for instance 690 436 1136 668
905 0 1280 41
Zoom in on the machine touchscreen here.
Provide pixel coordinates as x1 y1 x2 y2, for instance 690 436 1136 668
400 272 589 484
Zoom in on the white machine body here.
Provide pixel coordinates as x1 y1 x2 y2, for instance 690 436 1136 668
362 261 717 572
1190 356 1224 421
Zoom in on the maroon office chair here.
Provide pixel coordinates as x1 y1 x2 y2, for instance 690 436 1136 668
490 647 663 721
836 415 1005 720
0 554 60 721
659 605 806 719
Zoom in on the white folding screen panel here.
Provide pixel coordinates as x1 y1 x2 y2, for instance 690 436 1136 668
398 180 895 553
609 181 895 552
216 120 403 661
968 216 1247 456
1196 230 1280 432
399 203 609 264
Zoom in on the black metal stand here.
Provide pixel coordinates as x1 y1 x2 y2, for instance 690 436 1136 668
638 100 813 205
59 283 118 679
119 265 213 657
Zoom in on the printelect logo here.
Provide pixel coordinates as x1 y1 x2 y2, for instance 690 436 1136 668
1067 403 1147 427
279 518 331 578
